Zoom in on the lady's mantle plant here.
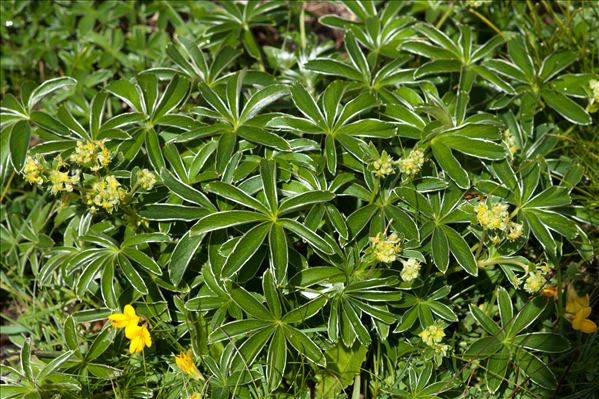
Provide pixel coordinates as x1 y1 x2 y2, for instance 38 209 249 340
1 1 597 398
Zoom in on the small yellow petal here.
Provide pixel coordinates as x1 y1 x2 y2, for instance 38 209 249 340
579 319 597 334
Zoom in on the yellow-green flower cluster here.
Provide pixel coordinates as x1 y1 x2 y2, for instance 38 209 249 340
137 168 156 190
400 258 421 282
23 156 45 185
87 175 127 213
474 201 509 231
398 149 425 177
503 129 518 155
506 222 523 241
523 270 546 294
589 79 599 103
48 169 79 195
70 140 111 171
419 323 450 356
372 151 396 178
369 232 401 263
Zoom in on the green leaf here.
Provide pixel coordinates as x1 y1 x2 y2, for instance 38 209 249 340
463 336 503 358
20 337 34 381
508 297 547 337
290 83 325 126
443 226 478 276
516 350 556 389
345 31 369 77
140 204 209 221
205 181 269 213
145 129 165 172
169 232 204 286
260 159 278 212
37 350 74 382
106 80 143 112
86 328 113 362
279 218 335 255
63 316 79 351
431 227 449 273
161 169 215 210
122 248 162 275
118 255 147 295
439 135 506 160
513 333 570 353
284 296 328 324
507 36 534 80
431 142 470 188
240 84 288 123
470 304 501 336
9 121 30 171
267 328 287 391
496 287 513 329
229 286 273 321
541 89 591 125
278 191 335 215
190 211 268 235
269 224 288 283
221 223 270 278
539 51 577 82
485 346 510 393
28 77 77 110
285 326 325 366
305 59 364 81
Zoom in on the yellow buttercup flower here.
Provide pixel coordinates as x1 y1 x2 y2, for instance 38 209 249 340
108 304 140 332
175 349 202 379
370 233 401 263
565 285 597 334
126 324 152 353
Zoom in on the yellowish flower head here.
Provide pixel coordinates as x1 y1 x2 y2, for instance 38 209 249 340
70 140 111 171
523 271 545 294
108 304 140 329
23 156 45 185
572 307 597 334
137 168 156 190
188 394 201 399
48 169 79 195
507 222 523 241
126 324 152 353
589 79 599 103
503 129 518 155
87 175 127 213
372 151 396 178
475 201 510 231
398 149 425 177
400 258 421 282
419 323 446 347
175 349 202 379
369 232 401 263
541 286 558 300
565 285 590 315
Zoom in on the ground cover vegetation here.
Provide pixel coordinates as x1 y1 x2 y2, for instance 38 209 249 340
1 0 598 398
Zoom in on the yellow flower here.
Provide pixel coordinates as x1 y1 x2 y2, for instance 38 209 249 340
137 168 156 190
475 201 509 231
189 394 201 399
507 222 523 241
398 149 425 177
369 233 401 263
565 285 589 315
589 79 599 103
175 349 202 379
48 169 79 194
541 286 558 300
372 151 396 178
572 307 597 334
523 271 545 294
70 140 111 171
87 175 127 213
108 304 140 333
565 285 597 334
126 324 152 353
400 258 421 282
23 156 45 185
419 323 445 347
